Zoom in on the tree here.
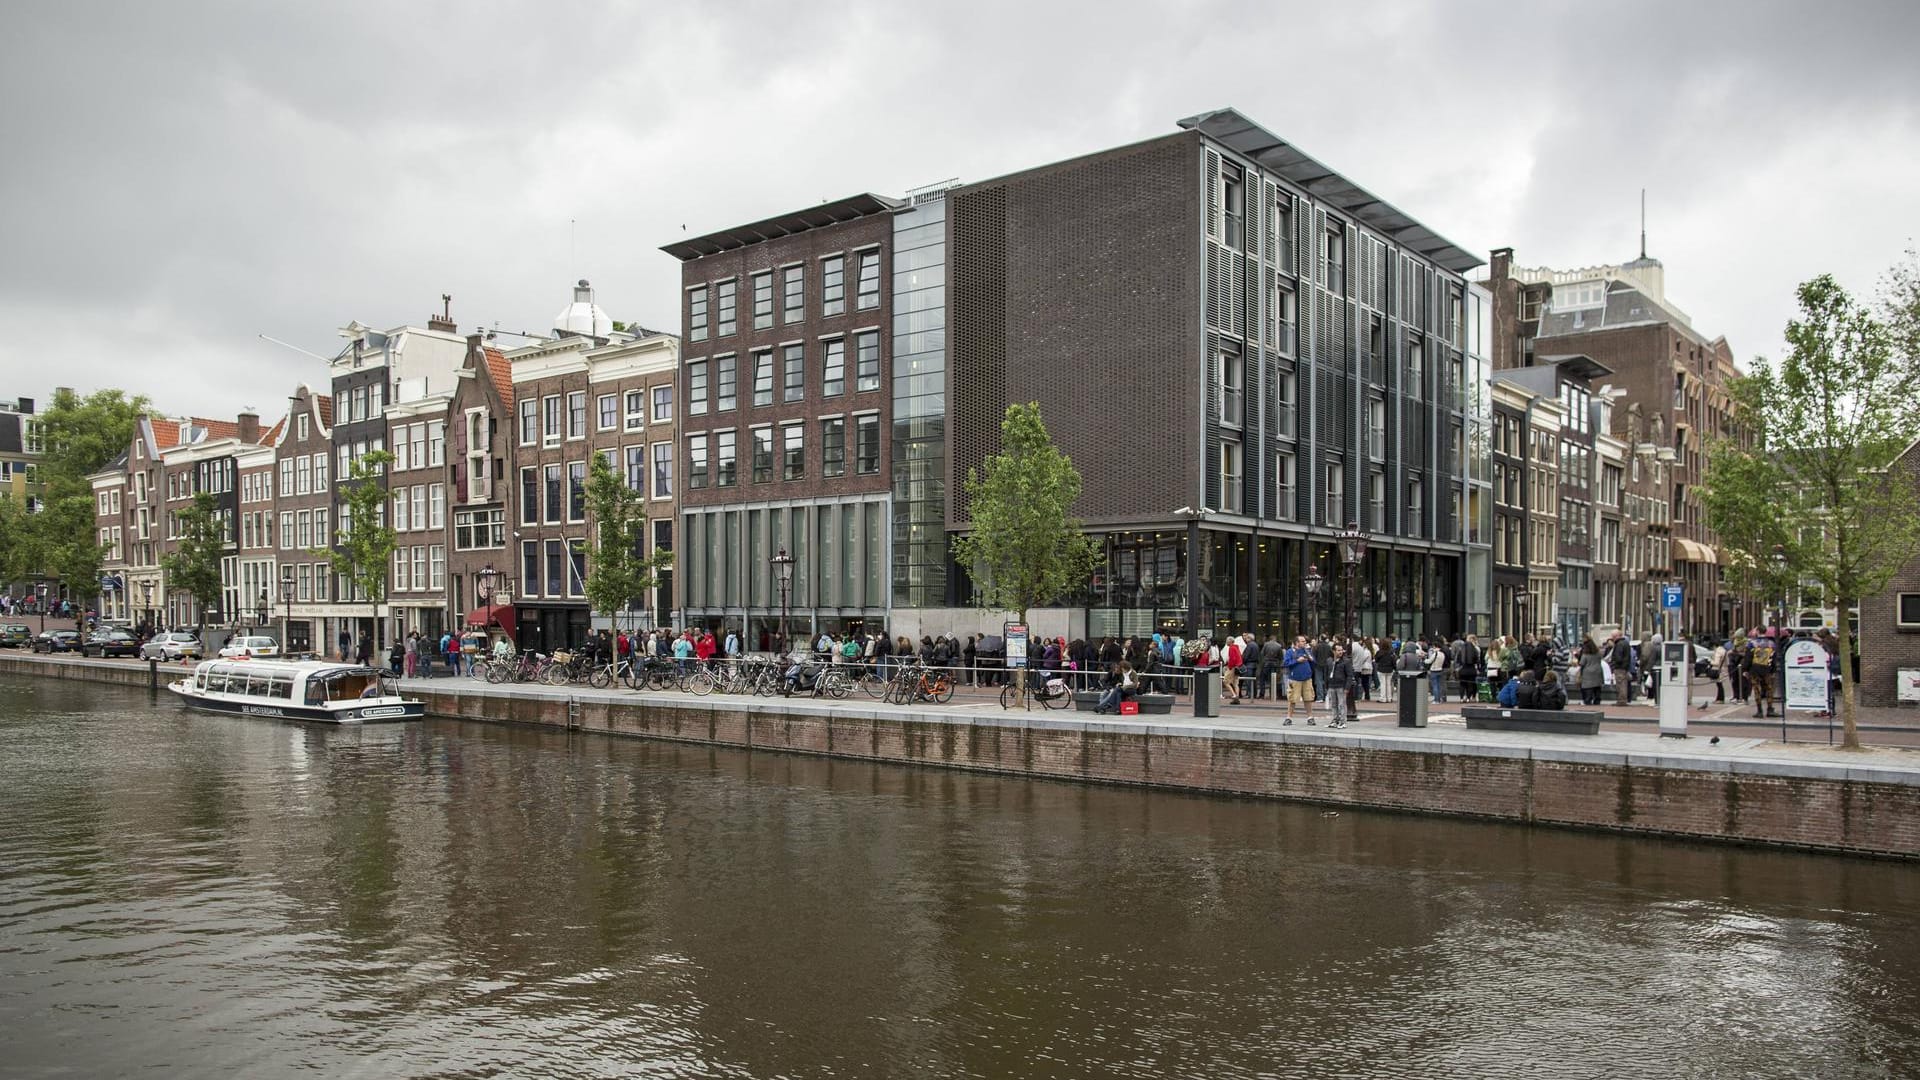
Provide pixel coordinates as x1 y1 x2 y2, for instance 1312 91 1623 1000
13 387 148 619
951 403 1102 702
582 454 673 639
322 450 396 658
1703 273 1920 750
160 492 227 639
34 388 149 487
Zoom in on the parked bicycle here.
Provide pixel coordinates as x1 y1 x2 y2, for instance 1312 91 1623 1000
1001 668 1071 710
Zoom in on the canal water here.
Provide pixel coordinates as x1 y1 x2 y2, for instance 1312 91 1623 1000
2 676 1916 1078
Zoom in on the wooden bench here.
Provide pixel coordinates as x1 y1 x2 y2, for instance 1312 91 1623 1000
1460 706 1603 735
1072 691 1175 715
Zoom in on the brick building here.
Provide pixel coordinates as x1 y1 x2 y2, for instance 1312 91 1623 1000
446 335 515 639
663 196 898 648
274 385 335 654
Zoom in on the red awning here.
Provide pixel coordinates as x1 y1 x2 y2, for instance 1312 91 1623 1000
465 605 516 636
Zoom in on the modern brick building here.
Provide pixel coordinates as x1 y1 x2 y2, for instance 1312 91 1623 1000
945 108 1488 641
663 196 899 648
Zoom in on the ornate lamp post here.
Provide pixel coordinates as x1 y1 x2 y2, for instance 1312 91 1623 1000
772 547 795 657
1514 587 1530 640
140 580 153 633
477 563 498 633
279 568 295 655
1337 522 1369 639
1303 563 1325 637
35 582 47 633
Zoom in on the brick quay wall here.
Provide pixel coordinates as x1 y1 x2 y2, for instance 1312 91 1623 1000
7 651 1917 860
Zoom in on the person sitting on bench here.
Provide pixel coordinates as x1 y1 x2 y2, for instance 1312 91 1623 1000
1510 669 1539 709
1536 670 1568 711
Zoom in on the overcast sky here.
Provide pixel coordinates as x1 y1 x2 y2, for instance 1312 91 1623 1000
3 0 1916 421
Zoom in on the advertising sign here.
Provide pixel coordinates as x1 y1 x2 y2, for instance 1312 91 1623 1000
1782 640 1829 712
1005 624 1029 669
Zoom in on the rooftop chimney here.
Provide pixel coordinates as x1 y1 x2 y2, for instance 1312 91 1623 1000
427 293 457 333
237 411 261 444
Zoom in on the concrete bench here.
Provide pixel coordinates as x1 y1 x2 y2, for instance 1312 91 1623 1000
1460 706 1603 735
1072 691 1175 715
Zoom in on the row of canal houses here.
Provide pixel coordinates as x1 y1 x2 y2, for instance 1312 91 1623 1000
87 286 679 655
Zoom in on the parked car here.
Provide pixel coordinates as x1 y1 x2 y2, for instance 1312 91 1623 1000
217 635 281 659
139 632 204 661
33 630 82 653
81 629 141 658
0 623 33 648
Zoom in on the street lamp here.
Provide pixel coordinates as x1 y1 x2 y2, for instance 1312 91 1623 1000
1514 587 1530 640
477 563 498 633
1303 563 1326 637
1337 521 1369 640
141 580 153 633
772 546 795 656
279 568 295 654
34 583 47 633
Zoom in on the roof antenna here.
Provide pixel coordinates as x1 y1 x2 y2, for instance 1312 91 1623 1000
1639 188 1647 260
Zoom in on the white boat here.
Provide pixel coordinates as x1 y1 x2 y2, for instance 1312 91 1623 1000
167 659 424 724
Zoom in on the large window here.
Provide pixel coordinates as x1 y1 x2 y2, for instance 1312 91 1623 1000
1368 398 1386 459
1220 439 1242 513
1220 348 1242 428
652 442 673 498
687 434 708 490
1220 163 1244 250
855 249 880 310
716 278 737 337
715 355 737 412
855 414 880 474
543 394 562 442
751 426 774 483
752 350 773 407
652 385 673 423
821 417 845 478
1324 221 1346 296
854 330 880 392
822 255 845 316
1326 462 1345 527
782 264 804 323
1275 286 1297 357
520 467 537 525
782 421 804 480
597 394 618 431
625 445 646 492
1275 452 1295 521
545 539 566 598
715 430 737 487
749 270 773 330
688 359 708 415
522 540 539 599
783 344 805 402
567 391 586 439
543 463 562 524
625 390 646 431
688 285 709 342
455 508 504 550
822 338 845 396
568 461 586 521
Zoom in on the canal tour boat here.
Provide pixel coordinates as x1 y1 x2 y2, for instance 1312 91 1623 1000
167 659 424 724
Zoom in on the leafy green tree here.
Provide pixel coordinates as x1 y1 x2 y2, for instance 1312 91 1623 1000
1703 274 1920 749
951 403 1102 696
582 454 673 638
13 388 148 617
34 388 150 486
160 492 227 639
321 450 396 657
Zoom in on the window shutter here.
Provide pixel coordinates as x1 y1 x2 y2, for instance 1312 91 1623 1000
1204 147 1221 242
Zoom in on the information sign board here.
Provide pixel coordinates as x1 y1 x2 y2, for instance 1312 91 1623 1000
1005 624 1029 669
1782 640 1828 712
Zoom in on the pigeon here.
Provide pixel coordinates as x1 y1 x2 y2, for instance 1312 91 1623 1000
1709 736 1720 746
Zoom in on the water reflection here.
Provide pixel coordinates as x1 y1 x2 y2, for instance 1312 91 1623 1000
0 676 1914 1078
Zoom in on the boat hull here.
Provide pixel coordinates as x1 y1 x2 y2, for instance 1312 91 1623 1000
166 684 423 724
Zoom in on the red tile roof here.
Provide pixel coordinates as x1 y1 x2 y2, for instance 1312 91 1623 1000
315 394 333 426
148 419 180 451
194 417 240 440
484 347 512 408
262 418 286 445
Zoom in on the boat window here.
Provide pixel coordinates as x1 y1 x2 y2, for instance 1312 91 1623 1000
207 672 229 694
269 677 293 699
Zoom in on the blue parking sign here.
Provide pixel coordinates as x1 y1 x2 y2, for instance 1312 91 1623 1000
1661 585 1683 609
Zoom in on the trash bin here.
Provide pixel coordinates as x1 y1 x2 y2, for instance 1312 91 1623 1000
1193 669 1221 718
1398 674 1428 728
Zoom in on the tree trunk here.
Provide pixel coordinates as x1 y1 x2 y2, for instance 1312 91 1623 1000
1836 595 1860 750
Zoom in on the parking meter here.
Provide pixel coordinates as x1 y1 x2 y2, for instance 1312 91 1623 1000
1658 641 1692 738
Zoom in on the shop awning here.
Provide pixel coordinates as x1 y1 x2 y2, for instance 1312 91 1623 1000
466 604 517 635
1673 538 1718 565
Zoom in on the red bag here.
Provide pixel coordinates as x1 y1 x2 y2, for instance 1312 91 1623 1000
1119 700 1140 715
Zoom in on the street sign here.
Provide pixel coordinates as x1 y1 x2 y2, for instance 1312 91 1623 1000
1782 640 1828 712
1661 584 1683 610
1005 623 1029 669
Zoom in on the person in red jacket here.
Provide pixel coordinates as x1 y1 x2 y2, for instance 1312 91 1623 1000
1223 637 1244 704
694 629 717 669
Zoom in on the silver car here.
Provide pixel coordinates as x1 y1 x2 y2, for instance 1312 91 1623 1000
139 632 204 661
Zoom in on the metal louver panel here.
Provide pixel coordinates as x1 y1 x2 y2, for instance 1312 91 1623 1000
1230 252 1246 338
1204 147 1221 243
1205 334 1222 510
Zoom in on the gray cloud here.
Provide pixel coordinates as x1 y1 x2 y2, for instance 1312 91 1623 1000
4 0 1917 418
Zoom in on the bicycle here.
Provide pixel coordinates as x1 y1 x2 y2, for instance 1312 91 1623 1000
1001 669 1070 710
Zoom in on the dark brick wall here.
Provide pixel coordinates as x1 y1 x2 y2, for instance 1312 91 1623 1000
948 131 1203 528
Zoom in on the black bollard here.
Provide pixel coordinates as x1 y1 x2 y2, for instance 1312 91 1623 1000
148 655 159 690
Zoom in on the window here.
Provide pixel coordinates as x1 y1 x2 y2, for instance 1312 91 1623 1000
1220 163 1244 250
1275 452 1295 521
1406 338 1424 397
520 467 537 525
297 509 312 549
297 414 309 441
566 391 586 439
455 508 505 550
1276 370 1297 439
1326 463 1345 527
782 421 804 480
545 539 566 598
715 355 737 412
429 483 444 530
823 338 846 396
370 382 384 418
1220 439 1242 513
429 422 446 466
410 486 426 532
854 330 881 392
687 434 709 490
752 271 774 329
652 384 673 422
688 359 709 415
715 430 737 487
652 442 673 498
822 255 845 316
1370 470 1386 531
752 350 774 407
430 545 445 590
716 279 737 336
409 423 426 470
281 512 295 549
1407 476 1424 533
568 462 586 521
314 507 329 547
543 463 562 524
782 264 804 323
295 456 311 495
1219 348 1242 428
689 286 709 342
1275 286 1297 356
751 426 774 483
296 563 312 602
625 445 646 492
855 249 880 309
1275 198 1292 270
783 344 805 402
1324 221 1346 295
568 540 587 597
521 540 539 598
855 414 880 474
543 395 562 442
1368 398 1386 459
822 417 846 477
519 399 537 445
1900 594 1920 628
597 394 618 431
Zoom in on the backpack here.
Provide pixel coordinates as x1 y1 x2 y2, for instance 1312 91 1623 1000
842 639 860 659
1749 643 1775 671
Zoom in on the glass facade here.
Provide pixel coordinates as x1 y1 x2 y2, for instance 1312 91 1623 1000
890 190 949 608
